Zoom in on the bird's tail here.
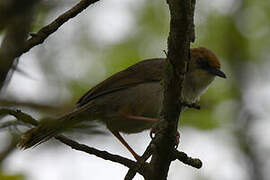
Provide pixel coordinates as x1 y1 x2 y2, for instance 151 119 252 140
18 110 83 149
18 123 60 149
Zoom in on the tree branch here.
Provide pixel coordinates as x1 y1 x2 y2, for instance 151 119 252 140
0 109 38 126
0 99 73 114
55 135 150 177
124 141 202 180
147 0 196 179
21 0 100 57
124 143 154 180
172 149 202 169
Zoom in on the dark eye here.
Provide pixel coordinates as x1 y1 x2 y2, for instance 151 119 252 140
197 58 209 68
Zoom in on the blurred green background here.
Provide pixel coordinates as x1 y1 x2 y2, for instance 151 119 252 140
0 0 270 179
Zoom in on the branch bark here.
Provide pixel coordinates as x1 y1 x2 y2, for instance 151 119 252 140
55 135 150 177
22 0 100 57
147 0 196 179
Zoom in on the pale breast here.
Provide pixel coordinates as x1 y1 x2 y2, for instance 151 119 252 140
182 70 215 103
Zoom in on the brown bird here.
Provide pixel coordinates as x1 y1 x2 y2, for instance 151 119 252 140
19 47 226 160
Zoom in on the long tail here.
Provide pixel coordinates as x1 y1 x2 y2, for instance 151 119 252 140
18 123 61 149
18 110 84 149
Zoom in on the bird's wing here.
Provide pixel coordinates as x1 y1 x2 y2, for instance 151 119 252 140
76 58 165 107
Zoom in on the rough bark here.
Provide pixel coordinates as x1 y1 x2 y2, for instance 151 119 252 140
147 0 196 179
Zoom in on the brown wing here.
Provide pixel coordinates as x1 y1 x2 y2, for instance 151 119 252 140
76 58 165 107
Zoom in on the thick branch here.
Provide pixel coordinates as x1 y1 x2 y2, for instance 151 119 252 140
148 0 196 179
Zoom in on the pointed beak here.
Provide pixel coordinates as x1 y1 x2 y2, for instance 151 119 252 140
207 67 226 78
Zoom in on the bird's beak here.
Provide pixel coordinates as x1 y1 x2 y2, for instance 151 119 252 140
207 67 226 78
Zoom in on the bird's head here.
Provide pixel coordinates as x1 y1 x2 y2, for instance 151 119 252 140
182 47 226 102
189 47 226 79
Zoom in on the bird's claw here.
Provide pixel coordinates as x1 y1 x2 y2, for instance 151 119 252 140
182 101 201 110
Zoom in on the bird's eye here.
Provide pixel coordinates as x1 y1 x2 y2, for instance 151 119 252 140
197 58 209 68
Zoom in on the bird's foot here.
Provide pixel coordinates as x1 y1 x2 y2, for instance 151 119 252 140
182 101 201 110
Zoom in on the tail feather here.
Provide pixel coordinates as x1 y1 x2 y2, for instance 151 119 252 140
18 125 60 149
18 106 95 149
18 112 75 149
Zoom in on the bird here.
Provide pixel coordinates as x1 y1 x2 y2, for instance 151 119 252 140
18 47 226 160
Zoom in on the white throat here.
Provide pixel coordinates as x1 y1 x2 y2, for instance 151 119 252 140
182 70 215 103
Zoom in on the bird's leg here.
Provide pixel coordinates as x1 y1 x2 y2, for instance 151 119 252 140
121 112 180 148
113 112 159 160
110 130 140 160
120 113 158 141
123 114 158 122
118 109 158 123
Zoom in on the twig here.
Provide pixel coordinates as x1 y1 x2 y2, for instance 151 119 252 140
0 99 74 114
163 50 168 57
124 143 154 180
0 108 38 126
124 135 202 180
55 135 149 177
20 0 100 57
172 149 202 169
